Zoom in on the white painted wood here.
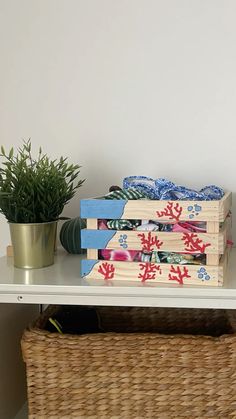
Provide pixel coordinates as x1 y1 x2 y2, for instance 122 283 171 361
0 305 38 419
3 293 236 310
0 249 236 309
14 403 27 419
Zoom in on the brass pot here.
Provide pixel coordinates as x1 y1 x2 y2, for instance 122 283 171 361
9 221 57 269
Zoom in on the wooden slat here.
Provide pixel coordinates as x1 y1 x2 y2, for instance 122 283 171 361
219 214 232 251
206 222 220 266
86 219 98 260
82 229 224 254
122 200 221 222
226 212 232 243
81 259 222 286
220 245 231 285
6 245 13 257
219 192 232 222
81 199 222 221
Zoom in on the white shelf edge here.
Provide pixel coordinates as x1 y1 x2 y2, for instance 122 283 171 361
0 291 236 309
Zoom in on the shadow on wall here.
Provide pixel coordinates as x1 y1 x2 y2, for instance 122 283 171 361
0 214 11 257
231 192 235 244
81 164 122 198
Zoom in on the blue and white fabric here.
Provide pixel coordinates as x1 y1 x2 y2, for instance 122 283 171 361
123 176 224 201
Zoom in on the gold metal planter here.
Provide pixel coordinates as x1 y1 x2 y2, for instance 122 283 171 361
9 221 57 269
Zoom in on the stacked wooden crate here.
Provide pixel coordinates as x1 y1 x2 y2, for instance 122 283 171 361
80 192 232 286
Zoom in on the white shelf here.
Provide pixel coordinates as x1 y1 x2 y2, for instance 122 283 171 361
0 249 236 308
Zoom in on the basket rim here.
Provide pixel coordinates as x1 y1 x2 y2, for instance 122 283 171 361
21 305 236 344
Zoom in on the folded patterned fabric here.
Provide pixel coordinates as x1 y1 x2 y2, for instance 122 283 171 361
123 176 224 201
172 222 206 233
100 249 142 262
99 218 206 233
104 187 148 200
158 252 205 265
99 248 205 265
107 219 140 230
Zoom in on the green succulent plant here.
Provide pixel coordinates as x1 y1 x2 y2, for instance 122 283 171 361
0 140 84 223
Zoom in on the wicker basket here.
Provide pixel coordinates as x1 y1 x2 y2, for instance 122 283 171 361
21 306 236 418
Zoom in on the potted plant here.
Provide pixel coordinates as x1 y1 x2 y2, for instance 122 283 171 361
0 141 84 268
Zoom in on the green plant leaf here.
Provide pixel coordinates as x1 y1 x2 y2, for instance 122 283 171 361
0 141 84 222
9 147 14 158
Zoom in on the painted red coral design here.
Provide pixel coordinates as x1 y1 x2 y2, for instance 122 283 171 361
98 262 115 280
156 202 183 222
138 232 163 252
168 265 191 285
138 262 162 282
182 232 211 253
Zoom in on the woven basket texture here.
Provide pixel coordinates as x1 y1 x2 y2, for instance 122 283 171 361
21 306 236 419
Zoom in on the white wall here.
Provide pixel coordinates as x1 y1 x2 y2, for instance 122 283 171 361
0 0 236 255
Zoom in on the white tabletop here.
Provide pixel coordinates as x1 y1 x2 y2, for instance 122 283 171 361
0 249 235 308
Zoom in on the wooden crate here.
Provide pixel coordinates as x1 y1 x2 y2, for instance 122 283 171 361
80 192 232 286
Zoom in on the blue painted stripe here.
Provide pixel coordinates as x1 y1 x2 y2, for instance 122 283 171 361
81 259 98 277
81 230 116 249
80 199 126 219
